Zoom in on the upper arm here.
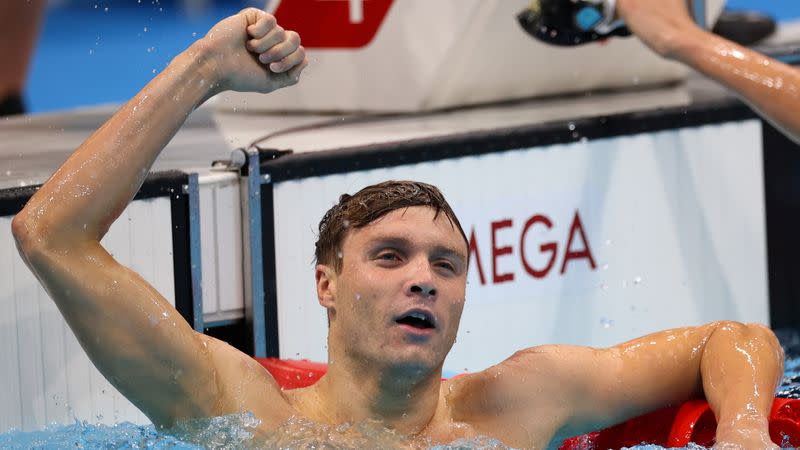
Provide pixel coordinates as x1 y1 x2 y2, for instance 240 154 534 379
15 237 239 426
482 326 723 443
506 327 717 441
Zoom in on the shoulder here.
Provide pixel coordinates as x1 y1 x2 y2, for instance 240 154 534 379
443 345 595 421
438 345 600 448
203 337 296 426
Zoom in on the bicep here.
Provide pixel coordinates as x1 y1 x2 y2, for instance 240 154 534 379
25 241 221 426
495 330 711 442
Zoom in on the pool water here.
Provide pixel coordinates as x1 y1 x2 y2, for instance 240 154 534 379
1 345 798 449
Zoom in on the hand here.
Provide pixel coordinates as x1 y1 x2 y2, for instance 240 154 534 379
199 8 308 94
615 0 704 58
713 418 779 450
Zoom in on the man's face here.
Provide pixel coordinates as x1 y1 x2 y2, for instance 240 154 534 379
317 206 468 374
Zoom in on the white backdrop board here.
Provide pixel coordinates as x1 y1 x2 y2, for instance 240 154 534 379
269 119 768 373
220 0 725 112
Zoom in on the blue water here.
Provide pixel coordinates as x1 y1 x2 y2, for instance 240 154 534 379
22 0 800 113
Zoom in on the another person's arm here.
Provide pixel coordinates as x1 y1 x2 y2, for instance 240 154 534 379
11 9 307 427
617 0 800 144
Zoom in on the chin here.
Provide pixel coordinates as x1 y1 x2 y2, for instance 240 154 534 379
382 348 444 377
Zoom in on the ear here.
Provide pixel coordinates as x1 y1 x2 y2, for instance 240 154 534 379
315 264 336 310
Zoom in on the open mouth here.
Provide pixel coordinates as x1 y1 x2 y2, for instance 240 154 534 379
395 310 436 330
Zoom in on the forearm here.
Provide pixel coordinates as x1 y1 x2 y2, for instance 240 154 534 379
671 28 800 143
700 322 784 445
14 40 219 248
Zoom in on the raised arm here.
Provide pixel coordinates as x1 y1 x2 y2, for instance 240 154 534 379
617 0 800 144
11 9 306 427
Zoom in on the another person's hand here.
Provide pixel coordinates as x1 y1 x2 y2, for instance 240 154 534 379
199 8 307 95
615 0 703 58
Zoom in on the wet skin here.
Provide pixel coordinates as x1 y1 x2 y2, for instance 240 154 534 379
10 8 785 450
618 0 800 144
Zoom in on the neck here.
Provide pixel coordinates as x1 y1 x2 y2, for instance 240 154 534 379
311 347 444 434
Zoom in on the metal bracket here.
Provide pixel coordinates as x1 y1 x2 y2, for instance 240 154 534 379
242 146 268 357
187 173 204 332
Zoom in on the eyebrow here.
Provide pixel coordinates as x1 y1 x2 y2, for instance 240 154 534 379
368 236 468 266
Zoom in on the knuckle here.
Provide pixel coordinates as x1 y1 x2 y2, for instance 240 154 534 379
288 31 300 45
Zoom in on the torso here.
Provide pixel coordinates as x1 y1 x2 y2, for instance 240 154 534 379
205 339 569 449
236 376 561 449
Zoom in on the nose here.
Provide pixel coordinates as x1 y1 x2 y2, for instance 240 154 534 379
410 284 437 297
406 259 437 298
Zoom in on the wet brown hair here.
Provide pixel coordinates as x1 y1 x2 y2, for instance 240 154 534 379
315 180 469 272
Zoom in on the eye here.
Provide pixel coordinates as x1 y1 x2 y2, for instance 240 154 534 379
375 251 402 263
435 260 457 273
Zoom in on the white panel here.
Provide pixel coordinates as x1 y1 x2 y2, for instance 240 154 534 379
200 185 219 315
272 121 768 373
214 182 244 313
12 230 46 430
150 197 176 306
0 217 23 431
1 196 173 431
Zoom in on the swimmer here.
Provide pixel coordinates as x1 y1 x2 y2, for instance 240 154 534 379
12 9 784 449
618 0 800 144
